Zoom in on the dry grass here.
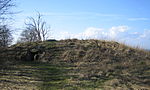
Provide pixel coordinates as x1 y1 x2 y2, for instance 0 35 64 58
0 39 150 89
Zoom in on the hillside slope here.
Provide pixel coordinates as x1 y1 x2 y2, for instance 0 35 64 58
0 39 150 89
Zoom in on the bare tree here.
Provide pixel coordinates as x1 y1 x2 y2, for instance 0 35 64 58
25 13 50 41
0 0 15 47
0 25 13 47
41 21 48 41
17 29 37 43
18 13 50 43
0 0 15 21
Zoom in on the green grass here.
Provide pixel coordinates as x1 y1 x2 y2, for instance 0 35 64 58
0 61 107 90
0 61 68 89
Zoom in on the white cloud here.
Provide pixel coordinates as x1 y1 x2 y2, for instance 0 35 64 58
80 27 103 39
128 18 149 21
132 32 139 35
118 30 150 49
109 26 129 38
55 26 150 49
139 30 150 38
140 34 146 38
56 25 129 40
42 12 120 17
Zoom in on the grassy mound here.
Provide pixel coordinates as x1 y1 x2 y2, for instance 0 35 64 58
0 39 150 89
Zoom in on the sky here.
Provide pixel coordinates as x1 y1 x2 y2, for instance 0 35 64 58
12 0 150 49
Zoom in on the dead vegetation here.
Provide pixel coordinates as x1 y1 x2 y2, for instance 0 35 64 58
0 39 150 89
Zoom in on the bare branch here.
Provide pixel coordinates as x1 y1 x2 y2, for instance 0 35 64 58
18 12 51 43
0 25 13 47
0 0 15 16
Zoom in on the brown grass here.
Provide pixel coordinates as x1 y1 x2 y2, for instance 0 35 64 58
0 39 150 89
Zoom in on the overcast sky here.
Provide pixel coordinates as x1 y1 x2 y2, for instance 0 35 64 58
13 0 150 49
